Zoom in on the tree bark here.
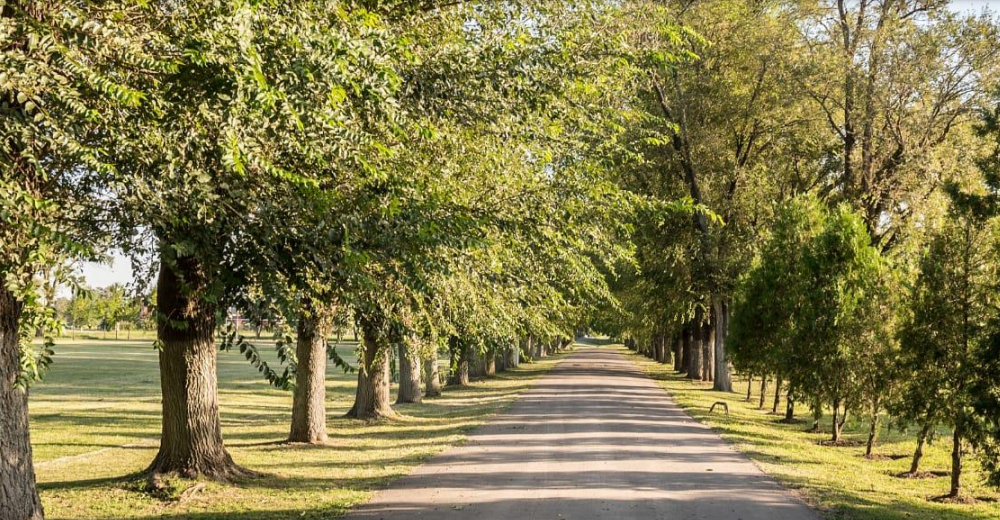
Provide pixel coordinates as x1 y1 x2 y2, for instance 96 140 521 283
507 341 520 368
469 348 486 378
785 395 795 422
484 348 496 376
810 397 823 432
772 379 782 414
701 318 713 381
147 256 246 479
682 324 693 374
448 337 470 386
746 376 753 401
345 317 395 420
396 342 422 404
831 397 843 442
673 334 683 372
758 378 768 409
289 304 331 443
712 300 732 391
865 413 879 458
423 353 442 397
687 311 703 380
0 285 44 520
908 422 932 474
950 422 964 498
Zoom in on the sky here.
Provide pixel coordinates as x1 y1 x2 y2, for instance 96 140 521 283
77 251 135 290
950 0 999 12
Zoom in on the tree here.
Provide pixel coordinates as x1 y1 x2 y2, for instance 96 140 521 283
897 211 997 498
731 197 895 442
288 300 336 444
729 195 829 422
603 0 823 391
1 2 157 517
794 0 1000 248
796 204 894 442
109 0 402 478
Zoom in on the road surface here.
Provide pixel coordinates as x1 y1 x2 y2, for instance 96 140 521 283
344 341 819 520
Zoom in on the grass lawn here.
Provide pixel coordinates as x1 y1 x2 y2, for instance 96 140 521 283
30 336 564 519
622 344 1000 520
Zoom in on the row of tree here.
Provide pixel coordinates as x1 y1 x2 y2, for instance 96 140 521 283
52 284 150 337
1 0 680 518
595 0 1000 502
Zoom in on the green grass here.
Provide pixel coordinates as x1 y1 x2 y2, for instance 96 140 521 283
31 336 564 519
622 345 1000 520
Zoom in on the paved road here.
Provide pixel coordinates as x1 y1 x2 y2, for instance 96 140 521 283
344 341 819 520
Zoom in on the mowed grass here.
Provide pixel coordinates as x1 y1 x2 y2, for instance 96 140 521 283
622 345 1000 520
30 335 564 519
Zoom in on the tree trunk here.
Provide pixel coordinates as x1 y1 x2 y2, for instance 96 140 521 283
345 318 395 420
672 334 683 372
495 347 507 372
507 341 520 368
682 324 693 374
289 305 331 443
701 318 713 381
785 395 795 422
772 379 782 414
950 422 964 498
746 376 753 401
758 378 768 409
147 256 246 479
831 398 842 442
423 354 442 397
396 342 422 404
909 422 932 474
484 347 496 376
712 300 732 391
469 348 486 378
865 413 879 458
0 285 44 520
454 356 470 385
448 337 470 386
687 311 703 380
810 397 823 432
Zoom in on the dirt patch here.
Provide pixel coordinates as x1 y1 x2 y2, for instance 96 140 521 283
894 470 949 479
931 494 978 504
863 454 892 461
816 439 866 447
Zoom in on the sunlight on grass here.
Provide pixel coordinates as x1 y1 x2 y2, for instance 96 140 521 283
31 337 565 520
622 345 1000 520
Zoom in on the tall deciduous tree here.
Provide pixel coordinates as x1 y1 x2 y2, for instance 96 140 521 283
112 0 401 477
795 0 999 248
1 2 158 517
